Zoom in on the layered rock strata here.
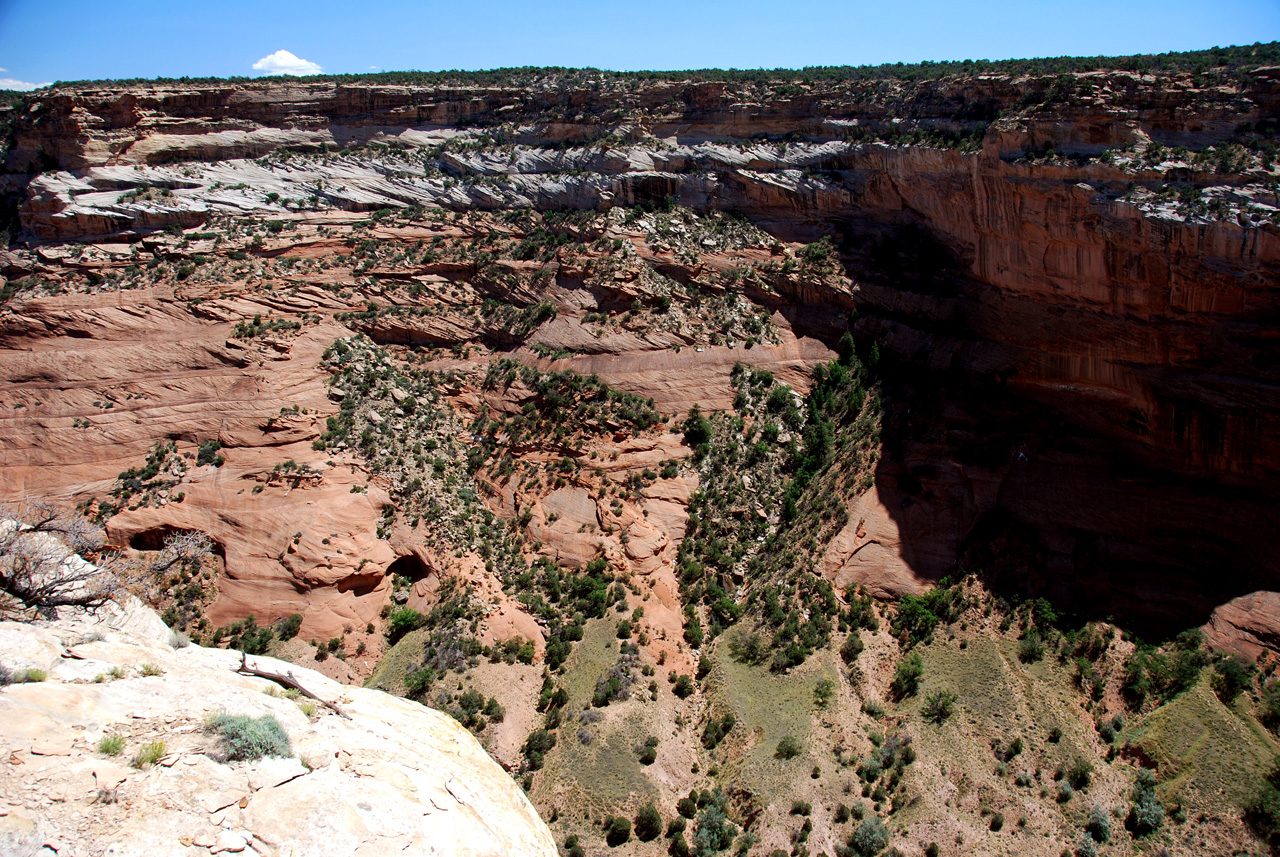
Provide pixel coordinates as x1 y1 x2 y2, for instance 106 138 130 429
2 64 1278 640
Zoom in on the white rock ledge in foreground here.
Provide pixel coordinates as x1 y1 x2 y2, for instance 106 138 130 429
0 598 557 857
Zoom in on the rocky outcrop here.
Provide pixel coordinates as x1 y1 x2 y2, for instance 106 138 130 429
0 598 557 857
1205 592 1280 659
6 68 1276 175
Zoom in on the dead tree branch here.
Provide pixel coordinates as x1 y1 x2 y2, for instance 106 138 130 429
236 651 352 719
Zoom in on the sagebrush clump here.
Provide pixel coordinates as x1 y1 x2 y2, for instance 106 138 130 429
205 712 291 761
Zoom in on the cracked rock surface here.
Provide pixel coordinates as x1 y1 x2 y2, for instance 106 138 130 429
0 598 556 857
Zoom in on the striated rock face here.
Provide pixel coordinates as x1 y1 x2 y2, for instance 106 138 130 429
1205 592 1280 660
0 598 557 857
1 64 1279 644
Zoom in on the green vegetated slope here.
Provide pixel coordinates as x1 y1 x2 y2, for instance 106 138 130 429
1132 677 1278 810
542 619 662 811
510 575 1280 856
342 308 1280 856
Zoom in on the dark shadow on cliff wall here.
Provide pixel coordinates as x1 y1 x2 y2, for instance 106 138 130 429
834 221 1280 640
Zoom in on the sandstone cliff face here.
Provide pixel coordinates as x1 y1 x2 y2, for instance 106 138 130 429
2 65 1278 642
0 597 557 857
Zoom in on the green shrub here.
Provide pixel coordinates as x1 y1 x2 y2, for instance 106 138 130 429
1212 654 1254 702
605 815 631 846
890 652 923 699
1067 757 1093 790
219 615 274 655
522 728 556 770
1018 632 1045 663
730 631 768 665
681 406 713 447
1121 631 1208 706
140 663 164 677
814 678 836 708
132 740 166 768
634 803 663 841
1097 717 1116 743
840 632 864 664
1075 834 1098 857
1260 681 1280 732
14 667 47 683
892 585 963 645
98 734 126 756
775 735 802 760
989 812 1004 831
1085 804 1111 843
196 440 225 467
672 674 695 699
274 613 303 640
922 689 957 724
693 804 735 853
385 607 427 644
849 815 889 856
206 713 291 761
1248 763 1280 849
1126 768 1164 836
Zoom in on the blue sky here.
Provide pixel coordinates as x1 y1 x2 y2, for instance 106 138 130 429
1 0 1277 88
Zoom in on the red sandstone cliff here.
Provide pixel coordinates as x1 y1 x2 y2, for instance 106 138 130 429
2 63 1278 647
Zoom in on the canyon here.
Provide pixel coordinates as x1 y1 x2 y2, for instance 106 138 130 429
2 48 1280 856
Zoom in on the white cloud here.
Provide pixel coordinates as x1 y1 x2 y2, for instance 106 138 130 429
252 50 322 77
0 78 50 91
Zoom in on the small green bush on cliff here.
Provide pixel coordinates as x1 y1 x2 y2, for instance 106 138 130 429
385 607 427 644
206 713 291 761
890 652 924 699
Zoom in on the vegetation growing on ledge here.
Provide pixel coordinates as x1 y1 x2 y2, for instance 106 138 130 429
673 333 882 670
480 358 661 445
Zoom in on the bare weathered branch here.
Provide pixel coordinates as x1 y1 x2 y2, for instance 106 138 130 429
236 651 352 719
0 501 130 614
1 502 217 617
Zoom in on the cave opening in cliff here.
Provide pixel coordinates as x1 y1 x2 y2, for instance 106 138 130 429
385 553 430 585
128 526 225 561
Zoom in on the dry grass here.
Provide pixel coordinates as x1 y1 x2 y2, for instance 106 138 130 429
1130 675 1279 810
